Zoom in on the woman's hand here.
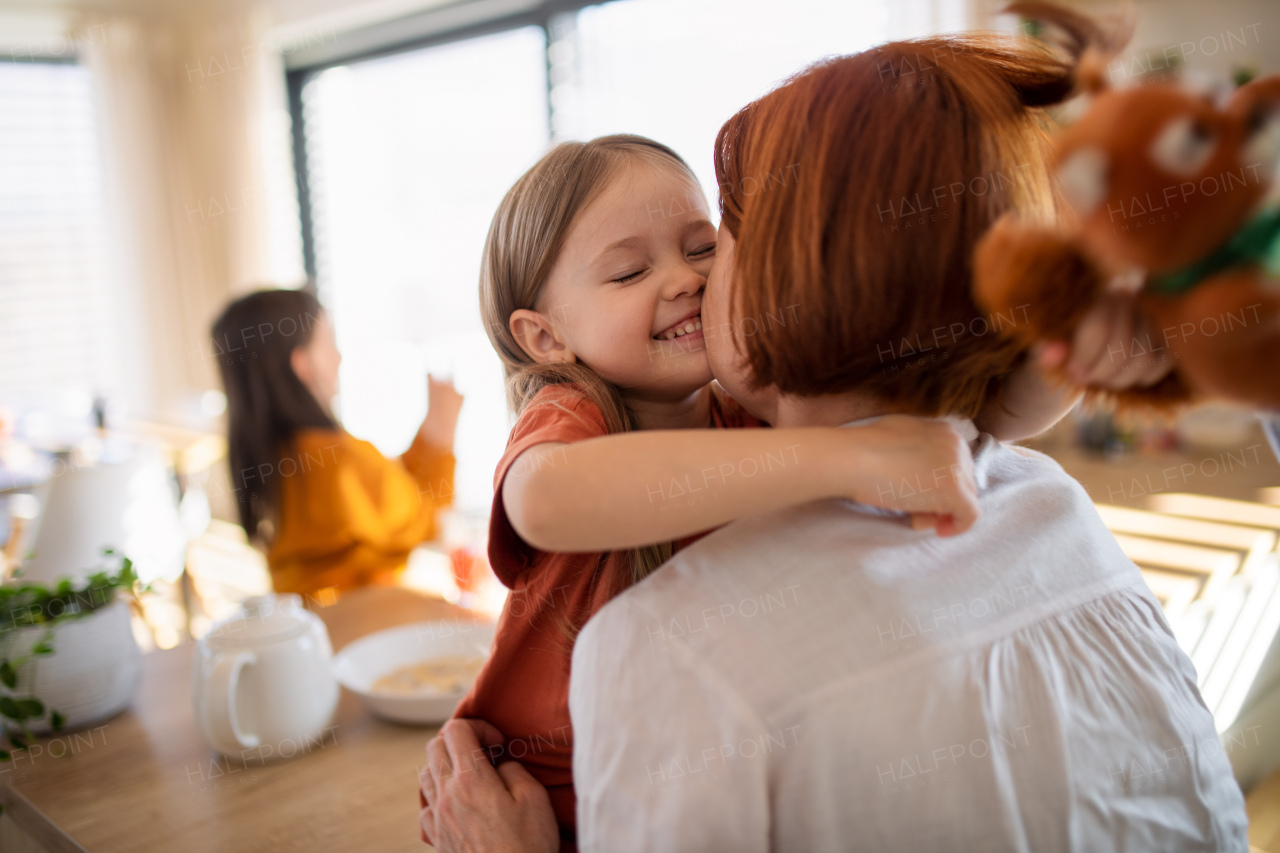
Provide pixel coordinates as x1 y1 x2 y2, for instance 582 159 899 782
418 719 560 853
842 416 980 537
419 375 465 451
1039 293 1175 390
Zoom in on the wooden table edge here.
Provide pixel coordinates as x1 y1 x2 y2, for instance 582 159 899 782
0 782 88 853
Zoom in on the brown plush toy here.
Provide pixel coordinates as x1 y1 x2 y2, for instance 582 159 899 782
974 4 1280 413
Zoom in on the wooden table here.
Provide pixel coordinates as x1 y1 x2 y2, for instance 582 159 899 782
0 587 484 853
1251 767 1280 853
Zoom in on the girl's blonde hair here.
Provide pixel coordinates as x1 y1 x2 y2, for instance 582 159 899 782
479 134 702 602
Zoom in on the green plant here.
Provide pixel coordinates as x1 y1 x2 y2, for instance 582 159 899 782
0 549 147 761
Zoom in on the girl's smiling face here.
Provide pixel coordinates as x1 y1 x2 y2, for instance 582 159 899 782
508 160 717 404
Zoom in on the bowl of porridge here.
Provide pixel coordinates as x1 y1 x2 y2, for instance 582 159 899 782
332 619 495 724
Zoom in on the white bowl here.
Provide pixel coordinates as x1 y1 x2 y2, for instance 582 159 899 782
332 619 495 725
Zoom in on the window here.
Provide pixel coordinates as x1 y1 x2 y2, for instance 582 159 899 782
553 0 890 199
300 27 549 512
294 0 965 512
0 60 118 404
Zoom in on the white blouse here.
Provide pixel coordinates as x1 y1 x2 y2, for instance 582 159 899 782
570 424 1248 852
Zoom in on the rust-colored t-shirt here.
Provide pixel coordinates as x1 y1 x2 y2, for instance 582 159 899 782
452 383 763 847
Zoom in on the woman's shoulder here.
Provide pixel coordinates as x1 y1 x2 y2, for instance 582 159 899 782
976 436 1077 498
284 428 381 470
289 427 357 449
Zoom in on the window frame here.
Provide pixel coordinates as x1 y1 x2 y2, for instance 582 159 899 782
285 0 601 279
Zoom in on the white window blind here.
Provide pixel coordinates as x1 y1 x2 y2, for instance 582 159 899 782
0 60 118 401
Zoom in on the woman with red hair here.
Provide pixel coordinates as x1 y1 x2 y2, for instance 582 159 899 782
419 27 1248 853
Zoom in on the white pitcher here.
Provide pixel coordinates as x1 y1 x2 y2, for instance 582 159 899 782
192 593 338 759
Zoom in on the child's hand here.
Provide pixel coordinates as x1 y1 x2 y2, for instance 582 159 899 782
1038 293 1174 391
844 416 980 536
420 375 465 450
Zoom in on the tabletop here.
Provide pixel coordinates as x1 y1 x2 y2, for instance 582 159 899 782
0 586 485 853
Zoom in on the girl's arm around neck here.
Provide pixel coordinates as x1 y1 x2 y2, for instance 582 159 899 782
501 417 979 553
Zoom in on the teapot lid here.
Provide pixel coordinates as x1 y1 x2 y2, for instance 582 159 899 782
206 594 315 648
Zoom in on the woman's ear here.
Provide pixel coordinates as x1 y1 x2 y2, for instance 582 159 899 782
509 309 577 365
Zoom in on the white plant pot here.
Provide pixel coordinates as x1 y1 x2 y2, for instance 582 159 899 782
2 597 142 734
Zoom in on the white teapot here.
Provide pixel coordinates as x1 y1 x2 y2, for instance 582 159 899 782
192 593 338 759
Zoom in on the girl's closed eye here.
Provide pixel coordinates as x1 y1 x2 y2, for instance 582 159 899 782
611 268 647 284
613 244 711 283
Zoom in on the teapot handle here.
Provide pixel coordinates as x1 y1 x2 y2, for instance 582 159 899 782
208 651 260 749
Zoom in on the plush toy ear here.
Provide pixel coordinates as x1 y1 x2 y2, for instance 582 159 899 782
1227 73 1280 117
1056 145 1109 216
1227 74 1280 176
1223 74 1280 169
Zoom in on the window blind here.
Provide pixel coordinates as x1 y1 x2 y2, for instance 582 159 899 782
0 60 119 402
